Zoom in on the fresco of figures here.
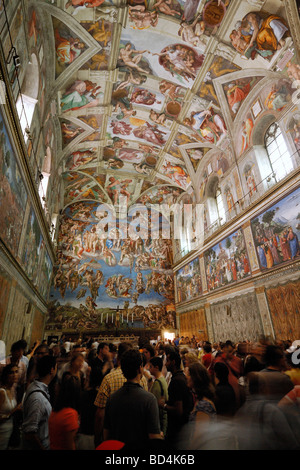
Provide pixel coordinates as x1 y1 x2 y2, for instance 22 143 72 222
0 265 12 334
183 104 227 145
22 208 43 285
197 56 241 106
204 228 251 292
0 111 28 257
39 248 53 300
176 257 202 303
60 80 104 113
117 29 205 87
222 76 263 119
288 113 300 151
49 200 176 331
53 17 87 78
250 186 300 270
228 11 291 61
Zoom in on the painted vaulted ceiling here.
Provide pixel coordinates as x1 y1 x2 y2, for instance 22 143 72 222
8 0 300 232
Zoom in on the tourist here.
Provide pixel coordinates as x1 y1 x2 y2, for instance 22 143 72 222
26 344 50 387
61 352 87 390
76 367 99 450
149 356 168 437
48 375 80 450
3 341 27 402
201 342 214 375
214 362 236 417
234 371 299 450
213 340 244 408
183 352 199 377
0 364 22 449
94 341 133 447
142 344 155 389
58 344 90 386
103 349 162 449
22 355 57 450
159 349 193 449
257 344 294 402
91 342 113 389
182 362 216 449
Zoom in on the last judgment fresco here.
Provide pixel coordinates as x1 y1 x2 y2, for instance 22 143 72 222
48 201 176 332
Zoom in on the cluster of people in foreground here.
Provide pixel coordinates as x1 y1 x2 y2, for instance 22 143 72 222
0 334 299 450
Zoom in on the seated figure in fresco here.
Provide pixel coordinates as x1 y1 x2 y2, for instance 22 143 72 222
55 30 85 65
230 11 290 60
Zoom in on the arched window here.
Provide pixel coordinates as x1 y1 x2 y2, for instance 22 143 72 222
16 53 39 142
216 186 226 225
265 122 293 182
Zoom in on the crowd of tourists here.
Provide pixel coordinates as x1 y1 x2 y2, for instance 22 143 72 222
0 333 299 450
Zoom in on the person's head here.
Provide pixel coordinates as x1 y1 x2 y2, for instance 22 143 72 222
52 345 61 357
117 342 133 365
97 342 110 359
149 356 163 378
164 344 175 357
18 339 27 354
109 343 117 358
34 344 49 358
0 364 19 387
10 341 24 363
203 342 212 354
184 353 199 368
214 362 229 385
166 350 182 373
187 362 215 401
142 344 155 363
54 375 81 412
121 349 143 381
36 355 57 381
72 344 84 355
244 355 264 376
223 340 235 359
262 345 287 370
70 352 84 372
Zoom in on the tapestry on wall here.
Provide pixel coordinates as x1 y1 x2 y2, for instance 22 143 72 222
179 308 208 342
266 280 300 341
210 291 264 343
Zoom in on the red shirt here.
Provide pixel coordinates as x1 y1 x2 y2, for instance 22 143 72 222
49 407 79 450
202 353 213 370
